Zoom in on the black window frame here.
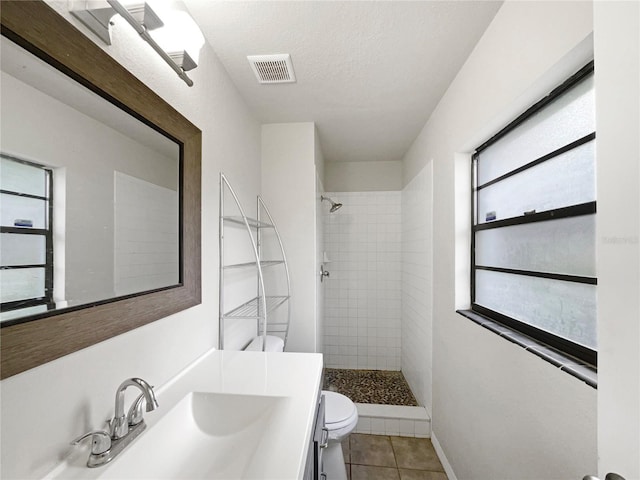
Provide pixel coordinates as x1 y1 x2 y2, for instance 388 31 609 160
0 153 55 316
469 61 597 367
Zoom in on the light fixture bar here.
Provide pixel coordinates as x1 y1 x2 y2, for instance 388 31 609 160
106 0 194 87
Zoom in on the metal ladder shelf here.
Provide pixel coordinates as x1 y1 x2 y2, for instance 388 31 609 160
219 173 291 351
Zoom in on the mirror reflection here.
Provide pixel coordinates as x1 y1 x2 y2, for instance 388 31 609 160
0 36 181 324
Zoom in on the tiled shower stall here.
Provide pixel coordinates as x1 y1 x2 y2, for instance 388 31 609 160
322 191 403 370
321 162 433 416
321 180 433 436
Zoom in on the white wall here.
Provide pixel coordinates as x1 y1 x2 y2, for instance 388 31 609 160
593 2 640 478
401 162 433 412
0 1 262 478
401 2 598 479
315 131 326 354
316 172 325 354
261 122 319 353
325 160 402 192
323 191 402 370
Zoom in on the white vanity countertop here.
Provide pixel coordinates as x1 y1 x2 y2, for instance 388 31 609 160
48 349 323 479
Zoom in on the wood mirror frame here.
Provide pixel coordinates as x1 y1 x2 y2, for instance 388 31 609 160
0 1 202 379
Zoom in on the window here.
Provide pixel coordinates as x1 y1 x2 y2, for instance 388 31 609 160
0 154 54 322
470 62 596 366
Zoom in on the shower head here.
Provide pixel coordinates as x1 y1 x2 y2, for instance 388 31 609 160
321 195 342 213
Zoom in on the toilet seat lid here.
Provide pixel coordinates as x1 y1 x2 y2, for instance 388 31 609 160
245 335 284 352
323 391 357 425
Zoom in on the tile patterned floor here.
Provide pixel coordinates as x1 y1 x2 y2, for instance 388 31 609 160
324 369 419 406
342 434 448 480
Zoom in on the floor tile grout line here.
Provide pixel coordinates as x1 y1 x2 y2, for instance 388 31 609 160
390 434 400 470
397 466 448 472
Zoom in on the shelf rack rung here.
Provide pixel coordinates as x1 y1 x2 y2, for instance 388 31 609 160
222 295 290 319
223 260 284 270
223 216 274 229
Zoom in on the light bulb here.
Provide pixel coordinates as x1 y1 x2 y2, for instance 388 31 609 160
148 10 205 67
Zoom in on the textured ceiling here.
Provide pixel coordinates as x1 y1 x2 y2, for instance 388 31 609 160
184 1 502 163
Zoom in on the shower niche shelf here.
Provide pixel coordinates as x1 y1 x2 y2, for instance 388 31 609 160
219 173 291 351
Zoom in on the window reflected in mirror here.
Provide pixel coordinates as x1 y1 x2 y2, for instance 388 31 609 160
0 155 53 321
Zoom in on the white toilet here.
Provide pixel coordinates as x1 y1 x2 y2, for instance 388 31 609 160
244 336 358 479
244 335 285 352
321 390 359 480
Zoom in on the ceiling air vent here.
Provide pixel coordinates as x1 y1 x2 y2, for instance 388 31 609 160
247 54 296 84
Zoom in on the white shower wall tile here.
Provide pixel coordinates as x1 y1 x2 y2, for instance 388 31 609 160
323 191 402 370
401 163 433 413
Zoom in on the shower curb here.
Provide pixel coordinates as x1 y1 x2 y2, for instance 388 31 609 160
354 403 431 438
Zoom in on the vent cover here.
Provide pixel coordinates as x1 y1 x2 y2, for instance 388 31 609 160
247 54 296 84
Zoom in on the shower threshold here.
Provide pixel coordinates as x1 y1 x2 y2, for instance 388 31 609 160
323 368 431 438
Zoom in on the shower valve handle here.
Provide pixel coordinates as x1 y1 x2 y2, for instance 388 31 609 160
320 265 330 282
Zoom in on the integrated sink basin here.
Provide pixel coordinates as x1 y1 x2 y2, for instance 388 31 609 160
96 392 289 479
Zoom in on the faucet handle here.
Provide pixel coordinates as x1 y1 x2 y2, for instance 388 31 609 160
71 430 111 455
127 387 154 426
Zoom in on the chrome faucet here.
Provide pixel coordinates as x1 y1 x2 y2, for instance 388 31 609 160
110 377 158 439
72 377 158 468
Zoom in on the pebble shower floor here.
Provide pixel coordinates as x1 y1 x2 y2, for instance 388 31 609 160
323 368 418 406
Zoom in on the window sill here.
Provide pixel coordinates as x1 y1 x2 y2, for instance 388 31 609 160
456 309 597 389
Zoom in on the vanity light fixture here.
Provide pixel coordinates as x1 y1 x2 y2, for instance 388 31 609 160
71 1 204 86
148 10 205 73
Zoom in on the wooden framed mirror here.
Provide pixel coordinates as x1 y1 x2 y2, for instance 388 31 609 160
0 1 202 379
